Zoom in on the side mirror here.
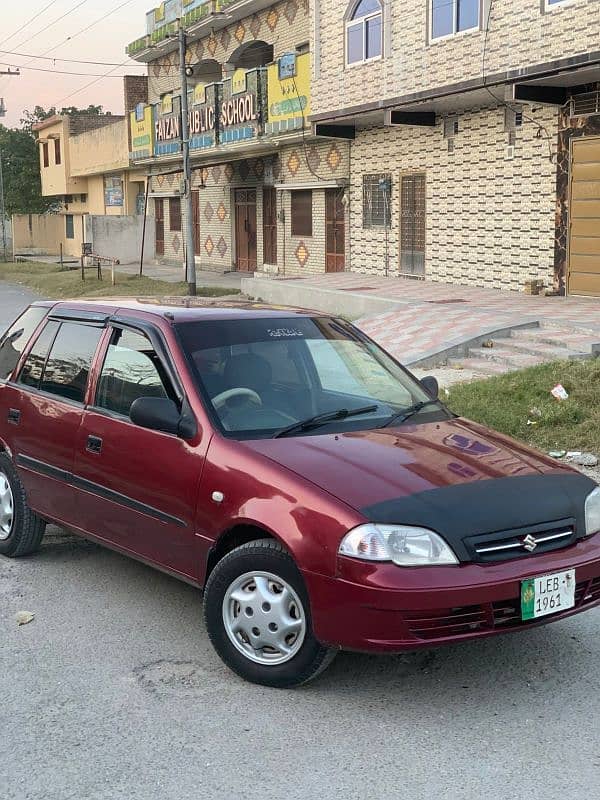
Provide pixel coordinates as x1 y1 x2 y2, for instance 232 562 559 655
130 397 186 437
420 375 439 401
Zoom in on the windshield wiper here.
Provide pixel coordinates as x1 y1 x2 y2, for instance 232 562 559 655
380 399 442 429
274 405 379 439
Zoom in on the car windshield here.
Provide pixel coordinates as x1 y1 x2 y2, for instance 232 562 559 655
177 316 446 438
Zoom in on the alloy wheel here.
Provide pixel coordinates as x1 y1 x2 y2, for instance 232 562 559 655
0 471 14 540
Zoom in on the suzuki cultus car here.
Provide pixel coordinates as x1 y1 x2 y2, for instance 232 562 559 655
1 300 599 686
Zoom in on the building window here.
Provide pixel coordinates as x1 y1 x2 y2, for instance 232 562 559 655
65 215 74 239
362 174 391 228
431 0 480 39
291 190 313 237
545 0 571 7
169 197 181 232
54 138 61 165
346 0 383 65
42 142 49 168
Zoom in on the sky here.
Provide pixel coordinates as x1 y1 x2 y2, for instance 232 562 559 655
0 0 152 128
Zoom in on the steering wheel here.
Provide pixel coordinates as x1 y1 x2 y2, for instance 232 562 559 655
212 387 262 410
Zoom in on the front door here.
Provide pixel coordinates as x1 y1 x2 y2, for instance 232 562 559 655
263 187 277 265
155 198 165 256
400 173 426 276
234 189 257 272
192 190 201 257
73 324 204 581
325 189 345 272
568 136 600 296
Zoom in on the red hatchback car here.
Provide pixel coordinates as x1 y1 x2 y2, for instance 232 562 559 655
1 299 600 687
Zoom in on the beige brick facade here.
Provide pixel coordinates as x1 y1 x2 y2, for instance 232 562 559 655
348 105 558 290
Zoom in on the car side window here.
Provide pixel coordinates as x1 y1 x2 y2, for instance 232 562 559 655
18 321 60 389
40 322 104 403
0 306 49 381
95 328 171 418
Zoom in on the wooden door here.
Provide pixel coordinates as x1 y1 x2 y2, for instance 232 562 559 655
263 187 277 265
568 136 600 296
192 190 201 256
234 189 257 272
400 173 426 275
155 198 164 256
325 189 345 272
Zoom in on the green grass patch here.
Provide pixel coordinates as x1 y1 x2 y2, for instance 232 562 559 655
447 359 600 454
0 261 240 300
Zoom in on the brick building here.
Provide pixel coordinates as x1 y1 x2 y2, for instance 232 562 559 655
126 0 350 277
310 0 600 295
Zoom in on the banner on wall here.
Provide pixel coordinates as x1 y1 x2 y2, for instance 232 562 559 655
129 103 154 160
104 176 124 207
266 52 310 135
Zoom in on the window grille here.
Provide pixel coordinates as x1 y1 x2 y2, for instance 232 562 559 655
362 173 391 228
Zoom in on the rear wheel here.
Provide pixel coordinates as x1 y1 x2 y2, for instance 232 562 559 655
203 539 336 687
0 453 46 557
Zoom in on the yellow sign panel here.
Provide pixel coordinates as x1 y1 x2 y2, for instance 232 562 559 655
160 93 173 115
232 68 248 95
193 82 207 105
129 104 154 157
267 52 311 124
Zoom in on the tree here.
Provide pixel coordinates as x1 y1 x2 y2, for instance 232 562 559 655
0 126 52 216
20 104 104 135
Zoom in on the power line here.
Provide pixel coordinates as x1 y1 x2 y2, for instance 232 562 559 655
6 64 138 78
54 58 132 105
0 48 144 67
12 0 93 53
0 0 61 48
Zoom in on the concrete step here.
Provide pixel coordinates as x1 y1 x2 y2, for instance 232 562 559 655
446 357 512 376
464 346 543 367
510 326 600 353
492 337 592 361
538 319 600 339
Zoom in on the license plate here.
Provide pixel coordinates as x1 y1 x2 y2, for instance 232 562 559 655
521 569 576 621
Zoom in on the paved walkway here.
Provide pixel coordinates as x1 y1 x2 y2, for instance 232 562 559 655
244 273 600 366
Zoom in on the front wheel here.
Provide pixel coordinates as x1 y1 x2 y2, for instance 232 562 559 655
203 539 336 687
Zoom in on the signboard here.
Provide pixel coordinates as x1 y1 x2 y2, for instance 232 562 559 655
189 82 218 151
154 95 182 156
266 52 311 135
129 103 154 160
219 68 263 145
104 176 124 207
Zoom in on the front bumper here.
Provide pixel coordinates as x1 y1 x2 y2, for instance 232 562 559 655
304 535 600 652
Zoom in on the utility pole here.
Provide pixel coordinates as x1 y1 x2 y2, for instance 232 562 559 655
0 152 6 263
178 26 197 296
0 67 20 119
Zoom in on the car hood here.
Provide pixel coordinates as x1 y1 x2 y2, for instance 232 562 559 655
243 417 596 557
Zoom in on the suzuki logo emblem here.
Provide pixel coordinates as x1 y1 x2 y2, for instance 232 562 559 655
523 534 538 552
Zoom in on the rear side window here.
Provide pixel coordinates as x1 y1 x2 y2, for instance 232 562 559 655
95 328 171 418
40 322 103 403
0 306 49 381
18 321 60 389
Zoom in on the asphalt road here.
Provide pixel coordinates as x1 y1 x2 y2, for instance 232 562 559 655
2 284 600 799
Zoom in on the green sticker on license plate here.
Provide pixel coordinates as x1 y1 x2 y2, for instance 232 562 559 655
521 569 576 621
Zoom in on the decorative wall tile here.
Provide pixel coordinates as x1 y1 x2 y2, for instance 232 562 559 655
234 22 246 44
207 33 218 56
284 0 298 24
238 160 250 181
220 28 231 50
287 151 300 177
156 174 165 187
224 163 235 182
250 13 262 38
172 234 181 254
217 202 227 222
266 8 279 31
326 144 342 172
211 164 222 184
254 158 264 178
217 236 228 257
204 236 214 256
204 202 214 222
295 241 309 267
307 146 321 173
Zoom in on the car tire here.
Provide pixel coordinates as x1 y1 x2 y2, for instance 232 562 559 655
0 453 46 558
203 539 337 688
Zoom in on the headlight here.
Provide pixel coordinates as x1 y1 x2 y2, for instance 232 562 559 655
585 487 600 537
338 524 459 566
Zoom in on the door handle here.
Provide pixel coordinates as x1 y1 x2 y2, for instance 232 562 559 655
7 408 20 425
86 435 103 454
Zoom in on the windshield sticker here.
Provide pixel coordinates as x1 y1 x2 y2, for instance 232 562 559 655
267 328 305 338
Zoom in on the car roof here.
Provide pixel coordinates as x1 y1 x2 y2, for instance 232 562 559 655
34 297 324 323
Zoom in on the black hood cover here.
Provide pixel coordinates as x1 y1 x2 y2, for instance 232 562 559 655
361 473 597 562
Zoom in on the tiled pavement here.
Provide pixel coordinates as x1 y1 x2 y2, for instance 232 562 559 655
269 273 600 368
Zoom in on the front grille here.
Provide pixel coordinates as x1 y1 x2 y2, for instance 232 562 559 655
464 520 576 563
405 577 600 642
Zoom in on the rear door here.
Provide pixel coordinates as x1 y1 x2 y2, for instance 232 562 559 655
5 313 105 527
72 322 205 580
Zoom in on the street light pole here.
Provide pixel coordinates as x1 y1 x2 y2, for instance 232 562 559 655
178 25 197 296
0 152 7 263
